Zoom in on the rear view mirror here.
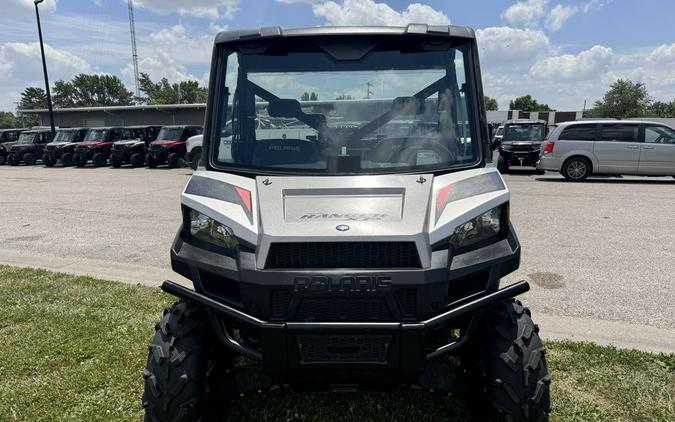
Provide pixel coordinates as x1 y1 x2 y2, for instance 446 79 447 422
268 99 302 119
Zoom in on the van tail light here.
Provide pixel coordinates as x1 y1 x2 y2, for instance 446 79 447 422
542 140 555 154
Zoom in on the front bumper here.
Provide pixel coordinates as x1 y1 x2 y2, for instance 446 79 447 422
500 149 541 166
167 224 522 373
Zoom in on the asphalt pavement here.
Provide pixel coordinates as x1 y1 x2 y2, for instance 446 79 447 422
1 164 674 352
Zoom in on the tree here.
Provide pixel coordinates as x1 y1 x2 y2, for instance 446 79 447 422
335 94 353 100
508 95 552 111
0 111 18 128
484 96 499 111
588 79 651 119
18 87 47 110
301 92 318 101
138 73 207 105
51 74 133 107
647 100 675 118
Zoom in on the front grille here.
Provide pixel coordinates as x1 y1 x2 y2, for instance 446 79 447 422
150 144 164 151
266 242 421 269
395 289 416 318
296 297 391 321
271 289 292 318
113 144 126 151
296 334 391 363
76 146 88 153
45 145 56 151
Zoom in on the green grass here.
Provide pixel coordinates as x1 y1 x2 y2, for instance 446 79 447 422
0 265 673 421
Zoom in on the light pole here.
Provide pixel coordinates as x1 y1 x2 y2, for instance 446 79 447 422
34 0 55 135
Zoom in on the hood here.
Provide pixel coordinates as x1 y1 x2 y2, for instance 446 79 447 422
47 142 72 147
181 168 509 270
151 140 184 147
502 140 543 145
79 141 111 147
114 139 142 147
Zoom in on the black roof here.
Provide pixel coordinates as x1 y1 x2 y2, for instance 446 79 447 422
215 24 475 44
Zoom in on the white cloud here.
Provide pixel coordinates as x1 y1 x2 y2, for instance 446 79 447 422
529 45 613 81
134 0 239 19
311 0 450 26
546 4 577 31
0 42 91 81
3 0 57 17
476 26 550 69
501 0 547 27
648 43 675 64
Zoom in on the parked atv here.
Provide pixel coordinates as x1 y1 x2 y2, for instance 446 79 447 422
110 125 161 168
7 129 54 165
0 128 27 165
143 25 551 422
496 119 547 174
43 127 89 167
74 127 134 167
145 125 203 168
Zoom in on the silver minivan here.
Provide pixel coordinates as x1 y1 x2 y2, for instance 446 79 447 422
537 120 675 181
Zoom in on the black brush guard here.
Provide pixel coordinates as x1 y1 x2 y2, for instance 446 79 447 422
162 279 529 373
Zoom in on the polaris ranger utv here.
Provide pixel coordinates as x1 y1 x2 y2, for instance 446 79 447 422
110 125 161 168
74 127 134 167
145 125 203 168
496 119 547 174
143 25 551 422
43 127 89 166
7 128 54 165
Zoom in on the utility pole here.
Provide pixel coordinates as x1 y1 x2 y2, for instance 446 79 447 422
33 0 55 135
366 82 373 99
127 0 140 98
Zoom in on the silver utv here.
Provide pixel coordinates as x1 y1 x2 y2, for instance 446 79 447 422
143 25 551 422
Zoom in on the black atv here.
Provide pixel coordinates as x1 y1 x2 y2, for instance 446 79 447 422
110 125 161 168
43 127 89 167
0 128 27 165
7 129 54 165
143 25 551 422
74 127 135 167
496 120 547 174
145 125 203 168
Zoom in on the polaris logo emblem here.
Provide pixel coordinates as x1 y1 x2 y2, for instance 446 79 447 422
293 276 392 293
300 213 387 221
336 224 350 231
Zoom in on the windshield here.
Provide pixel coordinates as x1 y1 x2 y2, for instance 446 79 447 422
84 129 110 142
211 37 479 174
156 127 185 141
503 123 546 142
17 132 36 144
54 130 76 142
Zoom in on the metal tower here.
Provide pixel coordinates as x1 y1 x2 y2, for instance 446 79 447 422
127 0 140 97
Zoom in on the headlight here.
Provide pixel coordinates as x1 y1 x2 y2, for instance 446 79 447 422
500 144 512 151
189 209 238 251
450 206 502 250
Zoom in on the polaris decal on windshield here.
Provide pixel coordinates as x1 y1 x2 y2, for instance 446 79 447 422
300 213 388 221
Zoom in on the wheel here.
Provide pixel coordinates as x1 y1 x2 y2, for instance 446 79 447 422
61 152 74 167
142 301 229 422
167 152 184 168
110 154 123 168
74 154 87 167
146 153 158 168
43 154 55 167
463 299 551 421
92 152 107 167
190 149 202 170
8 154 18 166
0 154 6 165
23 153 36 166
535 168 545 175
497 155 509 174
561 157 591 181
130 152 145 167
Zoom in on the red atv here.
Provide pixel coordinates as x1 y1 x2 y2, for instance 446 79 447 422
146 125 202 168
74 127 135 167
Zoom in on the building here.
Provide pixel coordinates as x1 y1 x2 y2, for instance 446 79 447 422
21 104 206 128
20 103 583 128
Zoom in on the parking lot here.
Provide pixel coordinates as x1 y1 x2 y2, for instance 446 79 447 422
1 165 674 351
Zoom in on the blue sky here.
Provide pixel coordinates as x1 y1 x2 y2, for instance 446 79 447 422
1 0 674 111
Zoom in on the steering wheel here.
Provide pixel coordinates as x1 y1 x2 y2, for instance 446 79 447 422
372 137 455 166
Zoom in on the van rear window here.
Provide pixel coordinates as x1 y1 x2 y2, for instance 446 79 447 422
559 124 597 141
